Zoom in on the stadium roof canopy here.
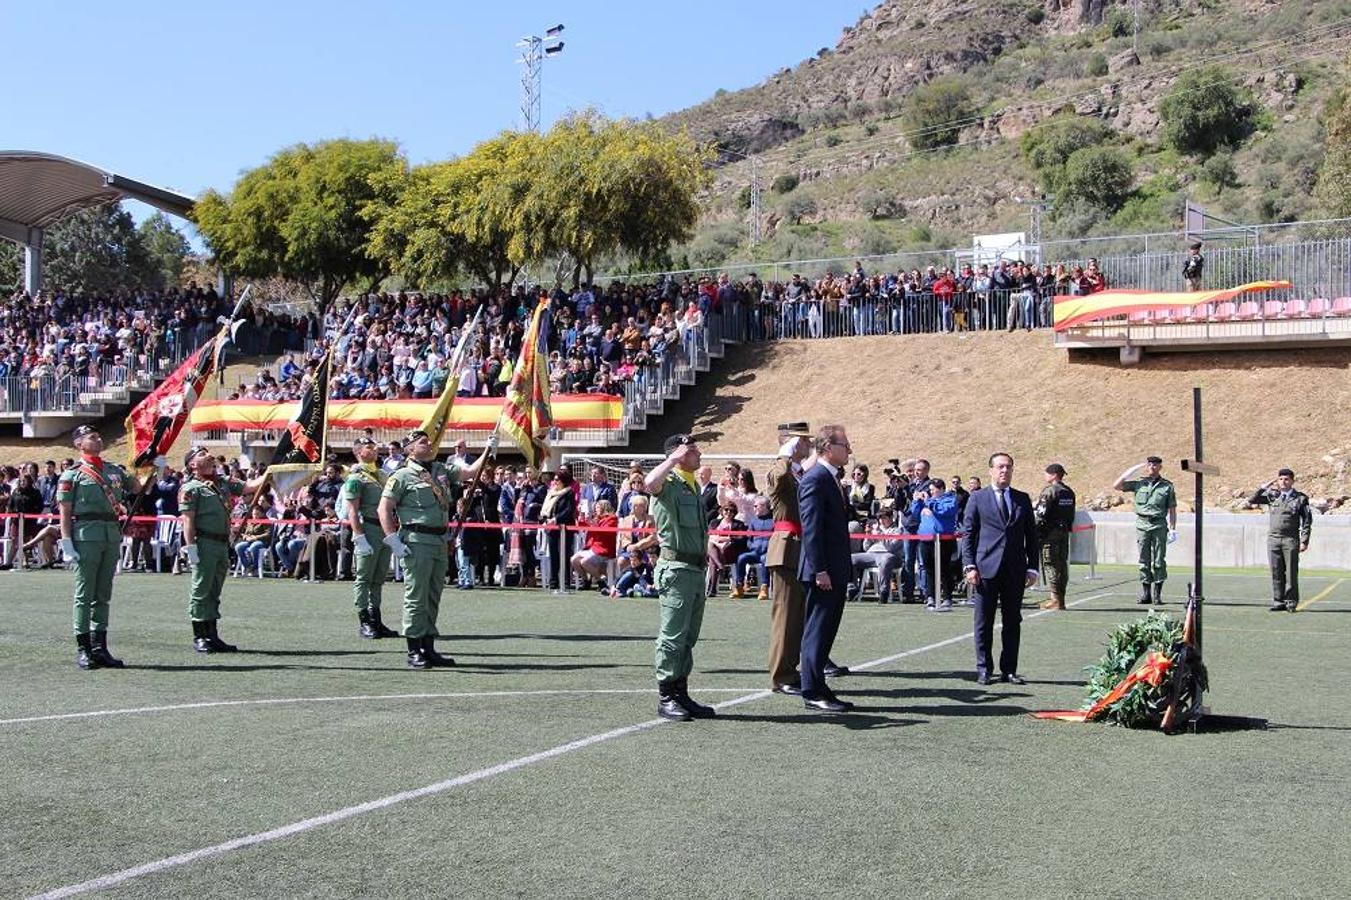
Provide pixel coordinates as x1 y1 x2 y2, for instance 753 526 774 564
0 150 194 244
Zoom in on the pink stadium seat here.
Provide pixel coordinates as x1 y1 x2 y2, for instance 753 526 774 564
1211 301 1236 321
1262 300 1284 318
1173 306 1196 323
1235 301 1260 320
1127 309 1152 324
1306 297 1329 317
1282 298 1307 318
1332 297 1351 316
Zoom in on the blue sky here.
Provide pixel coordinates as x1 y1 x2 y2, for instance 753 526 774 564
5 1 860 214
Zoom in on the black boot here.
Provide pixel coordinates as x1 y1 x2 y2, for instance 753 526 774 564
421 636 456 667
675 677 716 719
90 630 125 668
358 608 378 640
406 637 430 669
1152 582 1164 605
192 620 213 653
206 620 238 653
1137 583 1151 605
369 607 398 638
76 633 99 670
657 680 692 721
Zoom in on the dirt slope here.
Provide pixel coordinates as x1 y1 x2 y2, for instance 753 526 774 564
632 333 1351 510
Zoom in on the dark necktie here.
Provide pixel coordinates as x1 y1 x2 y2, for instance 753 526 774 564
998 488 1010 523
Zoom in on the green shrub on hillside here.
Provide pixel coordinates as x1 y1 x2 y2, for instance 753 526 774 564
1060 146 1134 214
1020 116 1114 195
1315 86 1351 217
779 193 818 225
901 77 976 150
771 173 800 194
1085 52 1109 78
1160 65 1252 156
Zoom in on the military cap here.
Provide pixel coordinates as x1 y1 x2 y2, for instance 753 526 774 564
1046 463 1067 476
183 445 211 469
1146 455 1163 465
352 435 378 447
663 433 696 455
71 424 101 441
1278 467 1295 478
406 429 430 445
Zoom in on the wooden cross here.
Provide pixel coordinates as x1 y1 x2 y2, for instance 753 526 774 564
1179 387 1217 661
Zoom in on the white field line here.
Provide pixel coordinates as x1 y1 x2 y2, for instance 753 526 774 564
30 591 1114 899
0 689 763 727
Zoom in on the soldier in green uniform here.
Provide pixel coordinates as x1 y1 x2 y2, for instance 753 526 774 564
56 424 161 670
379 429 492 669
1034 463 1076 611
343 436 397 639
1249 468 1313 612
643 433 716 722
1113 455 1177 605
180 446 265 652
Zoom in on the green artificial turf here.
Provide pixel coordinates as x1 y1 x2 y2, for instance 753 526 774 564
2 566 1348 897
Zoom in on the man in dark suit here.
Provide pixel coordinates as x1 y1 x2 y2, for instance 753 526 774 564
960 452 1040 686
798 424 856 712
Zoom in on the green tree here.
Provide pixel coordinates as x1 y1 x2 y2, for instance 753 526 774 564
1315 88 1351 217
195 138 406 304
1059 146 1134 214
42 203 154 295
901 77 976 150
137 213 191 291
1159 66 1251 156
0 241 19 291
1020 116 1114 196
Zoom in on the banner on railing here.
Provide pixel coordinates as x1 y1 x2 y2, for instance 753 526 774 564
1052 280 1292 331
188 394 623 434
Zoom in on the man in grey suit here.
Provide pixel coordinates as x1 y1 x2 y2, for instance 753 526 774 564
960 452 1040 686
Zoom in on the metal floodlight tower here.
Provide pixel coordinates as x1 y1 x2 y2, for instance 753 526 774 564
516 23 565 132
748 157 763 245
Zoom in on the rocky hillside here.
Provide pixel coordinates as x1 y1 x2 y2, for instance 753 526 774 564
656 0 1346 271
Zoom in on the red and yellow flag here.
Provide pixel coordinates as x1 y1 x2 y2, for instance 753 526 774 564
1053 280 1292 331
497 297 553 468
125 339 218 471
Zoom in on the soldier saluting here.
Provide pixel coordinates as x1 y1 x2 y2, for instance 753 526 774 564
1113 455 1177 605
1249 468 1313 612
57 424 164 669
180 446 267 653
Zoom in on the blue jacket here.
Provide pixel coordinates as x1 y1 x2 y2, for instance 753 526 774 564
915 492 959 537
797 463 852 586
745 514 774 556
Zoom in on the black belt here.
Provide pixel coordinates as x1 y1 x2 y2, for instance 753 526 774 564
197 529 227 543
75 512 117 522
659 547 706 568
404 523 448 536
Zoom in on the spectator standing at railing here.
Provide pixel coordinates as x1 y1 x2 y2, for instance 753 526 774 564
57 425 163 669
898 458 932 603
1034 463 1076 612
914 479 960 611
971 265 991 331
1183 242 1205 291
1084 259 1109 293
934 269 957 333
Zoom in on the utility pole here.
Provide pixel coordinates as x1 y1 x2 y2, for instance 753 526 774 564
748 157 763 246
516 24 565 132
1133 0 1141 56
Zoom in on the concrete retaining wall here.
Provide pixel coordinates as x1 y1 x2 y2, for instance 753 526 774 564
1070 511 1351 571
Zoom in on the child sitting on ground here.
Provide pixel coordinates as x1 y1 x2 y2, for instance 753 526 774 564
609 548 656 598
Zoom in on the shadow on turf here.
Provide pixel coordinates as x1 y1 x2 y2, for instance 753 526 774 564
445 632 662 643
717 710 924 730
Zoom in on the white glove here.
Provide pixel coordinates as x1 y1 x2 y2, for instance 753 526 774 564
216 315 232 326
354 533 373 556
60 537 79 563
185 544 200 567
153 455 169 474
1167 530 1179 545
383 533 409 559
486 433 500 454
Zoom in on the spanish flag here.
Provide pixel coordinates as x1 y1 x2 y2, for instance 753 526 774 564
498 296 553 468
1053 280 1292 331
